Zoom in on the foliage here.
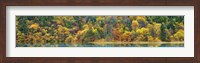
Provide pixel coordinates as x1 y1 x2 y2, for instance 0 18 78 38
16 16 184 47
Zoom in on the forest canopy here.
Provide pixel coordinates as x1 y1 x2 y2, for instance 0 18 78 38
16 16 184 47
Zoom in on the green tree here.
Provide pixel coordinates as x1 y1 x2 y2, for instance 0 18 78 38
160 23 167 41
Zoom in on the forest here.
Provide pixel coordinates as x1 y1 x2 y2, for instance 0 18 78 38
16 16 184 47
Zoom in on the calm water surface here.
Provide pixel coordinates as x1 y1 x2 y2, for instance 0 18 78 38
16 42 184 47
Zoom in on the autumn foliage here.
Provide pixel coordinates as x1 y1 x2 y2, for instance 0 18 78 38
16 16 184 47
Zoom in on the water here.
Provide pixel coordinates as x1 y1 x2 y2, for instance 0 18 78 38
16 42 184 47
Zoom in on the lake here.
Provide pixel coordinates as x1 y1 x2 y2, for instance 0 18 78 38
16 42 184 47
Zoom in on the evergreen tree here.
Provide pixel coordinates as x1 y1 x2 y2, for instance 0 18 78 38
160 23 167 41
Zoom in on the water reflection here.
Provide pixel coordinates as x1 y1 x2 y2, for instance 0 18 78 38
16 42 184 47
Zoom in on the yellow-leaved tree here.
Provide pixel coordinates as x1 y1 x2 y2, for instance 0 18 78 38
29 23 39 29
174 29 184 41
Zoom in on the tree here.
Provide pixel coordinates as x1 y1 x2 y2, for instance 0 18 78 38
167 17 176 34
174 29 184 41
29 23 39 29
152 23 161 38
160 23 167 41
132 20 139 31
147 36 154 42
146 24 154 36
165 29 172 42
122 31 132 42
136 16 147 28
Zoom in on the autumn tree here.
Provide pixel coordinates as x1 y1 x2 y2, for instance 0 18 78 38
174 29 184 41
132 20 139 31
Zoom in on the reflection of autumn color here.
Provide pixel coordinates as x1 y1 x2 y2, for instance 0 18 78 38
16 16 184 47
